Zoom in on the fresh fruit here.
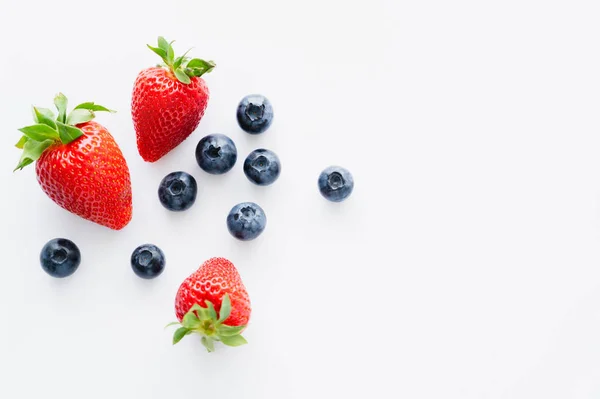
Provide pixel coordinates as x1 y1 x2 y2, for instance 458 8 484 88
14 93 132 230
243 148 281 186
131 244 165 279
40 238 81 278
195 134 237 174
226 202 267 241
158 171 197 212
237 94 273 134
169 257 251 352
318 166 354 202
132 36 215 162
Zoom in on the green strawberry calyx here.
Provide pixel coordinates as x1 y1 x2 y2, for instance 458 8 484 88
147 36 216 85
14 93 115 171
167 294 248 352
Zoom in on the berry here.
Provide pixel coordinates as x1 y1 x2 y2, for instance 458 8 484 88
132 37 215 162
40 238 81 278
195 134 237 174
236 94 273 134
170 257 251 352
158 171 197 212
318 166 354 202
243 149 281 186
226 202 267 241
14 93 132 230
131 244 165 279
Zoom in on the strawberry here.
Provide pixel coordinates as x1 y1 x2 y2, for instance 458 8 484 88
169 257 251 352
132 37 215 162
14 93 132 230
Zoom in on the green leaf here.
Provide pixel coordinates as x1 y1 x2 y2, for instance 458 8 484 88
186 59 216 77
173 56 184 69
38 107 56 120
217 325 246 337
220 334 248 347
18 124 60 142
201 336 215 352
189 303 203 311
14 158 33 170
172 327 189 345
166 41 174 64
182 310 201 329
32 107 56 128
74 102 115 113
14 139 54 171
66 109 95 125
15 136 28 149
188 303 204 314
56 121 83 144
33 107 57 128
174 68 191 84
54 93 68 123
157 36 169 52
205 300 217 320
218 294 231 323
184 303 209 321
147 45 167 60
197 308 213 321
165 322 181 329
186 58 206 69
173 48 192 69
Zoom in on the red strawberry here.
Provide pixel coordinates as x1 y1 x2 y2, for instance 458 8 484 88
131 36 215 162
15 94 132 230
170 257 251 352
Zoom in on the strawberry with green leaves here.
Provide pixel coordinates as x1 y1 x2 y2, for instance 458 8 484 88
169 257 251 352
14 94 132 230
132 37 215 162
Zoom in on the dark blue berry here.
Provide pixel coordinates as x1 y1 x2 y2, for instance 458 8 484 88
244 149 281 186
318 166 354 202
131 244 165 279
195 134 237 174
158 171 198 212
236 94 273 134
226 202 267 241
40 238 81 278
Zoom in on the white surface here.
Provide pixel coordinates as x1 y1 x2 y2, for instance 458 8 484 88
0 0 600 398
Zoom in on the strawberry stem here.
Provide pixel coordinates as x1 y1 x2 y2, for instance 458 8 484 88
147 36 215 85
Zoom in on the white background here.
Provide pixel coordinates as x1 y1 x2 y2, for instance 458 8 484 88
0 0 599 398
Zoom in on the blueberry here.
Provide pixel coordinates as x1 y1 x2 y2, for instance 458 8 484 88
131 244 165 279
237 94 273 134
195 134 237 174
244 149 281 186
318 166 354 202
40 238 81 278
227 202 267 241
158 171 198 211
